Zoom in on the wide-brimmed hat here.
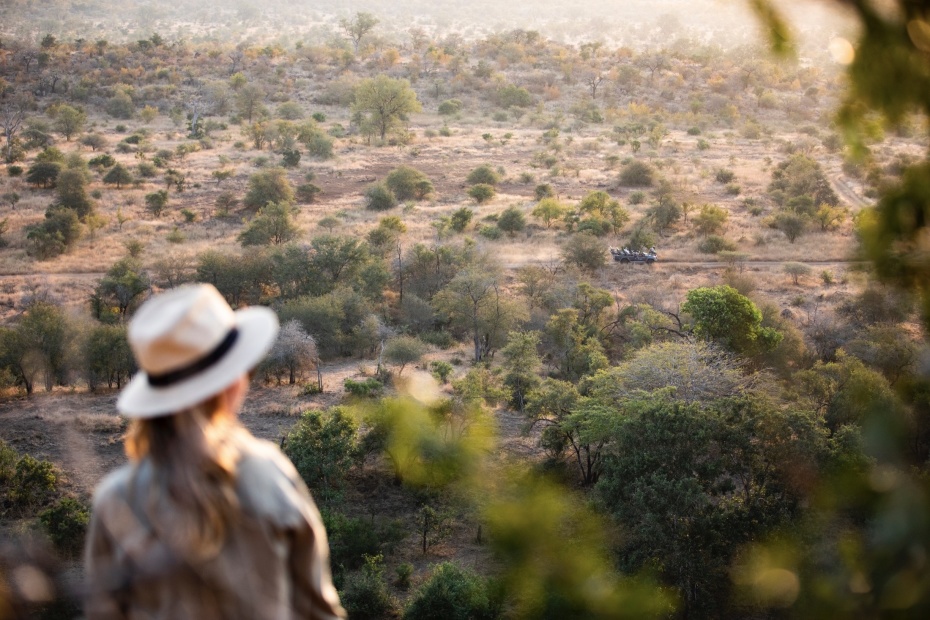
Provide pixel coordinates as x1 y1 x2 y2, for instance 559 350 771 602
117 284 279 418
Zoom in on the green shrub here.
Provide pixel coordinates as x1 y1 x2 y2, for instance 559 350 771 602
88 154 116 169
438 99 463 115
365 182 397 211
5 454 59 516
395 563 414 589
39 497 89 556
698 235 737 254
497 206 526 237
385 166 433 201
618 160 654 187
715 168 735 183
344 377 384 398
468 184 496 204
478 224 503 240
284 408 357 500
341 555 397 620
296 182 322 204
466 164 501 186
403 562 495 620
7 165 24 176
430 361 454 383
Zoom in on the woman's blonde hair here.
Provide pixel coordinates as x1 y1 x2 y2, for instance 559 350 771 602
125 393 243 562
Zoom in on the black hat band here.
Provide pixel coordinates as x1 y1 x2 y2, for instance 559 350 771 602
147 328 240 388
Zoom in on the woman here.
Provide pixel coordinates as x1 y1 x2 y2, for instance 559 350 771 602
84 284 345 620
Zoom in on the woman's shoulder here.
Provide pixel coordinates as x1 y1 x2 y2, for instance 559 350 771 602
232 432 317 527
91 463 136 507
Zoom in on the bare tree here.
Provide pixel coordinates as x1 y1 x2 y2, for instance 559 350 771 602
261 320 320 386
0 92 29 163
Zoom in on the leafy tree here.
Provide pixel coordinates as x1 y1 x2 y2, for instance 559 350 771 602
561 232 605 274
238 202 300 246
25 161 61 188
341 554 397 620
340 11 379 53
102 163 133 189
55 168 94 219
383 335 427 376
542 309 609 382
496 206 526 237
17 301 73 392
84 324 134 391
144 190 169 217
243 167 294 210
80 133 107 151
768 154 838 209
434 263 528 362
501 331 542 412
813 204 847 231
196 250 273 309
772 210 807 243
532 198 564 229
682 285 782 358
236 83 266 124
385 166 433 200
438 99 463 115
27 206 82 259
353 76 421 141
365 182 398 211
467 184 495 204
284 407 358 500
53 104 86 141
92 257 150 322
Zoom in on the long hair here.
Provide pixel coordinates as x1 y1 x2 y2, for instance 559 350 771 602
124 394 244 563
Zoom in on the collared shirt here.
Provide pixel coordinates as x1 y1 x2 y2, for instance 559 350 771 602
84 432 346 620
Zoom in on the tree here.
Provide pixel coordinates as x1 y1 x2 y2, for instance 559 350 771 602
404 562 493 620
25 161 61 188
561 233 605 274
92 257 150 322
383 335 427 376
783 261 812 285
284 407 358 500
27 206 82 259
243 167 294 210
340 12 379 53
385 166 433 201
236 83 266 124
17 301 73 392
532 198 565 229
768 154 838 209
260 320 319 386
353 76 421 141
497 206 526 237
0 93 31 163
56 168 94 219
79 133 107 152
145 190 169 217
772 210 807 243
54 104 86 141
238 202 300 246
682 285 782 358
449 208 473 233
501 331 542 412
433 263 528 362
618 160 654 187
103 163 133 189
84 324 134 391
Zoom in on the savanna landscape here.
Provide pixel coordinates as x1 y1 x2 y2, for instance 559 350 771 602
2 0 930 618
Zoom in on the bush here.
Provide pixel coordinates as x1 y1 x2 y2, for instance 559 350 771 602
618 160 654 187
26 207 82 259
7 165 23 176
562 232 606 273
478 224 503 240
341 555 397 620
466 164 501 186
88 154 116 169
497 206 526 237
450 208 473 233
39 497 89 556
238 202 300 246
284 408 357 500
715 168 736 183
403 562 495 620
145 190 169 217
698 235 737 254
243 167 295 210
344 378 384 398
365 182 398 211
4 454 59 516
438 99 463 115
296 182 322 204
385 166 433 201
468 184 496 204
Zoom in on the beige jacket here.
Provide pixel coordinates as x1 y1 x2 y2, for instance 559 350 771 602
84 434 346 620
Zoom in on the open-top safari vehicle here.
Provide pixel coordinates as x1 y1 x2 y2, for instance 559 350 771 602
609 247 657 264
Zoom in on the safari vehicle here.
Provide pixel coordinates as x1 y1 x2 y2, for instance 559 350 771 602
609 247 657 264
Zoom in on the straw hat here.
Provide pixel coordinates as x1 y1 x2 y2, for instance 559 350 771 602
117 284 279 418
